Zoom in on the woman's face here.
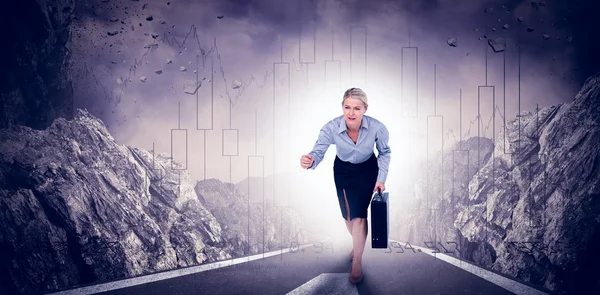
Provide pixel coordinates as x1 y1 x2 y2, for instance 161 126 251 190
342 97 367 130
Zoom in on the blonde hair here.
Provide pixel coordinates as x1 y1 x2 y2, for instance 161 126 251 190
342 87 368 108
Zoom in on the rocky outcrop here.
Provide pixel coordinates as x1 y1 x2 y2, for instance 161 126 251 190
1 0 75 130
196 179 307 257
393 73 600 295
0 109 305 294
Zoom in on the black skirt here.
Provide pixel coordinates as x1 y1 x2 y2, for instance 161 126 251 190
333 152 379 220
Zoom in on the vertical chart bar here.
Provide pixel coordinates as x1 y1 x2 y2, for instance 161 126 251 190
273 62 291 207
477 85 495 244
248 156 265 204
477 86 496 186
478 86 496 141
171 129 188 170
299 21 316 87
350 26 367 87
299 24 316 64
477 86 495 184
504 48 521 154
222 129 239 156
325 60 342 89
197 56 214 130
452 150 470 222
427 115 443 248
248 155 265 255
528 153 549 229
401 47 418 117
427 116 444 207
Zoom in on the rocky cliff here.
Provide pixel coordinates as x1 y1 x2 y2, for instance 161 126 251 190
1 0 75 130
394 73 600 295
0 109 306 294
196 179 306 257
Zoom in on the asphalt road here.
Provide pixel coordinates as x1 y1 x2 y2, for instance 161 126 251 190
77 238 546 295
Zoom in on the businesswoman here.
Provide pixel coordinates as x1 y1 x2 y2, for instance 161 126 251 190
300 87 391 284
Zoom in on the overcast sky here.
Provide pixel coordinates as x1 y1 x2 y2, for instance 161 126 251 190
68 0 598 196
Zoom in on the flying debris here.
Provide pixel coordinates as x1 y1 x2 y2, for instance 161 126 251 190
531 2 539 10
140 76 147 82
488 38 506 53
527 27 535 32
110 18 119 22
543 34 551 40
217 15 224 19
184 80 201 95
447 37 458 47
180 66 187 72
503 24 509 30
151 33 159 39
517 16 524 22
232 80 242 89
116 78 123 84
146 16 153 21
107 30 119 36
155 69 163 74
166 59 173 64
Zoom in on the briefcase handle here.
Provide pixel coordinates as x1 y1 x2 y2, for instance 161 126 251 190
373 188 383 201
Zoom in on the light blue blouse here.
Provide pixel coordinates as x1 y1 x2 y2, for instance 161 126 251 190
307 115 391 183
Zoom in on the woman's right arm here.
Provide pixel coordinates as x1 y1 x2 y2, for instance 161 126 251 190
307 121 334 169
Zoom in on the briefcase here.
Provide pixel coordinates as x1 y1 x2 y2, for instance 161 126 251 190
370 189 389 249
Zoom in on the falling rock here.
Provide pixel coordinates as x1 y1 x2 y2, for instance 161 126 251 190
447 37 458 47
140 76 147 82
531 1 539 9
184 80 202 94
232 80 242 89
488 37 506 53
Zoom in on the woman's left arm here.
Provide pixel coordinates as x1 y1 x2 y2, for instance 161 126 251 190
375 124 391 185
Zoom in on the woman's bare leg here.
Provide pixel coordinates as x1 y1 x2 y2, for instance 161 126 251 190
343 189 354 260
345 220 354 259
350 217 367 282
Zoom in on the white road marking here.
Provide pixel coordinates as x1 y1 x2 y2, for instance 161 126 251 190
388 239 549 295
285 273 359 295
47 242 317 295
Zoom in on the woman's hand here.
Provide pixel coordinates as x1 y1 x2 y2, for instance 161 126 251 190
373 181 385 194
300 155 313 169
